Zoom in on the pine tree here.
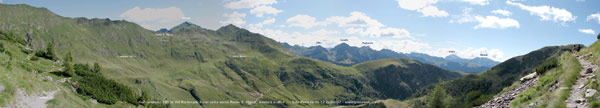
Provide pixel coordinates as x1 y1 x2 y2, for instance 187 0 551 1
427 84 449 108
46 42 57 60
65 51 72 63
64 51 74 76
93 62 101 73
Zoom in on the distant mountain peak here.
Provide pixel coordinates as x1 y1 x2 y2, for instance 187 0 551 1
334 43 351 48
309 45 326 49
172 21 201 29
156 28 170 33
218 24 241 31
445 54 461 59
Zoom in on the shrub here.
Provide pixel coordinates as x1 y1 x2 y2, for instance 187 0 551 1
34 42 57 61
64 52 72 62
21 49 32 54
0 42 4 53
427 84 451 108
535 58 558 75
0 31 26 45
72 63 140 105
93 62 101 73
591 102 600 108
30 56 39 61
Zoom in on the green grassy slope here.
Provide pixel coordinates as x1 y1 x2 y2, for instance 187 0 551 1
355 58 463 100
0 31 134 107
411 45 576 107
0 4 465 108
509 52 581 107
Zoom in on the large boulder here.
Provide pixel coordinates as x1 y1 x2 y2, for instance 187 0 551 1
520 72 537 83
586 68 593 74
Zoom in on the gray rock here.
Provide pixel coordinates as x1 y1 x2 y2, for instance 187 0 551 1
0 85 5 93
575 99 585 103
586 89 597 98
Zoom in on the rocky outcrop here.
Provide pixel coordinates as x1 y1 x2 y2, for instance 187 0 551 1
475 73 539 108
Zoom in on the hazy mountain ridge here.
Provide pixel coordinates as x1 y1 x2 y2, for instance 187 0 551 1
284 43 500 73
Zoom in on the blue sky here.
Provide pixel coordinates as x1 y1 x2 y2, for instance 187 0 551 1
2 0 600 61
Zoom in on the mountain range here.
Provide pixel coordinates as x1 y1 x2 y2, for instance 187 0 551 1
283 43 500 73
1 4 597 108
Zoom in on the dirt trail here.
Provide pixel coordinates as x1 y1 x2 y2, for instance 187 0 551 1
475 72 539 108
565 53 598 108
251 84 284 104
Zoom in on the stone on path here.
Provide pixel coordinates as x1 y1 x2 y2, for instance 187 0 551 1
585 89 597 98
0 85 5 93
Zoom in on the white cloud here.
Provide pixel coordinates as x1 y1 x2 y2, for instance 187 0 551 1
0 0 3 3
286 14 327 29
250 5 283 17
120 6 187 30
326 11 412 38
247 28 341 47
346 27 411 38
451 8 519 29
326 11 384 28
220 12 247 27
248 26 426 53
461 0 489 5
474 16 520 29
310 29 340 37
578 29 596 35
395 0 448 17
491 9 512 16
396 0 437 10
587 13 600 24
418 6 449 17
506 1 576 24
450 8 475 24
248 18 276 28
371 40 431 53
224 0 283 18
224 0 277 9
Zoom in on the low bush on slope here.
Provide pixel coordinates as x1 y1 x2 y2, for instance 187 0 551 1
510 52 581 107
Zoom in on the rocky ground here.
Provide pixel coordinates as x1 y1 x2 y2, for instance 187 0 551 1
475 72 539 108
9 89 57 108
565 53 598 108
